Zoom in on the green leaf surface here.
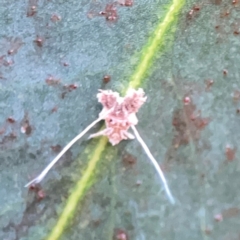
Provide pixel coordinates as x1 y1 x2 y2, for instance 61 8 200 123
1 0 240 240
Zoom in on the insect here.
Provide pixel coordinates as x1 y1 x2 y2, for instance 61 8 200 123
25 88 175 204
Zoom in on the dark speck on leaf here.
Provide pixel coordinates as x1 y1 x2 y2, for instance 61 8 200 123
34 36 44 47
225 145 236 161
7 117 15 123
122 153 137 166
37 189 45 201
205 79 214 91
223 69 228 75
27 0 38 17
51 14 61 22
103 75 111 83
51 144 62 153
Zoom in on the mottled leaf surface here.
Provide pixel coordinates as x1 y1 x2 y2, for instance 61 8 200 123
1 0 240 240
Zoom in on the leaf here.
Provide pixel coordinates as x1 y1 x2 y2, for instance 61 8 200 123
1 0 240 240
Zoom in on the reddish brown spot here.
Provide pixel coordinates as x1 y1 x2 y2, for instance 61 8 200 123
215 25 220 29
193 5 200 11
118 0 133 6
64 84 78 92
3 59 14 67
51 106 58 113
214 213 223 222
34 36 44 47
0 132 17 145
205 79 214 91
233 90 240 102
236 108 240 114
187 9 194 19
172 101 209 148
222 207 240 218
225 145 236 161
223 69 228 75
37 189 45 201
28 183 41 192
114 229 128 240
232 0 239 5
51 14 61 22
234 30 240 35
21 113 32 136
122 153 137 166
45 75 61 86
204 227 212 235
7 117 15 124
51 144 62 153
100 3 118 22
27 0 38 17
63 62 69 67
103 75 111 83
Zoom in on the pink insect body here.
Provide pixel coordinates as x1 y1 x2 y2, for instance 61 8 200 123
90 89 146 145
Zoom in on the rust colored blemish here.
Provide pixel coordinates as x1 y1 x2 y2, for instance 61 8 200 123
27 0 38 17
34 36 44 47
45 75 61 86
51 106 58 113
64 84 78 91
222 207 240 218
233 90 240 102
232 0 239 5
37 189 46 201
212 0 222 4
7 37 23 55
1 132 17 145
225 145 236 161
63 62 69 67
205 79 214 91
0 37 23 55
204 227 212 235
21 113 32 136
28 183 46 201
186 4 201 21
103 75 111 84
118 0 134 7
51 14 61 22
172 101 210 148
220 9 231 18
223 69 228 75
3 59 14 67
114 229 128 240
7 117 15 123
51 144 62 153
99 3 118 22
61 84 78 98
236 108 240 114
122 153 137 166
